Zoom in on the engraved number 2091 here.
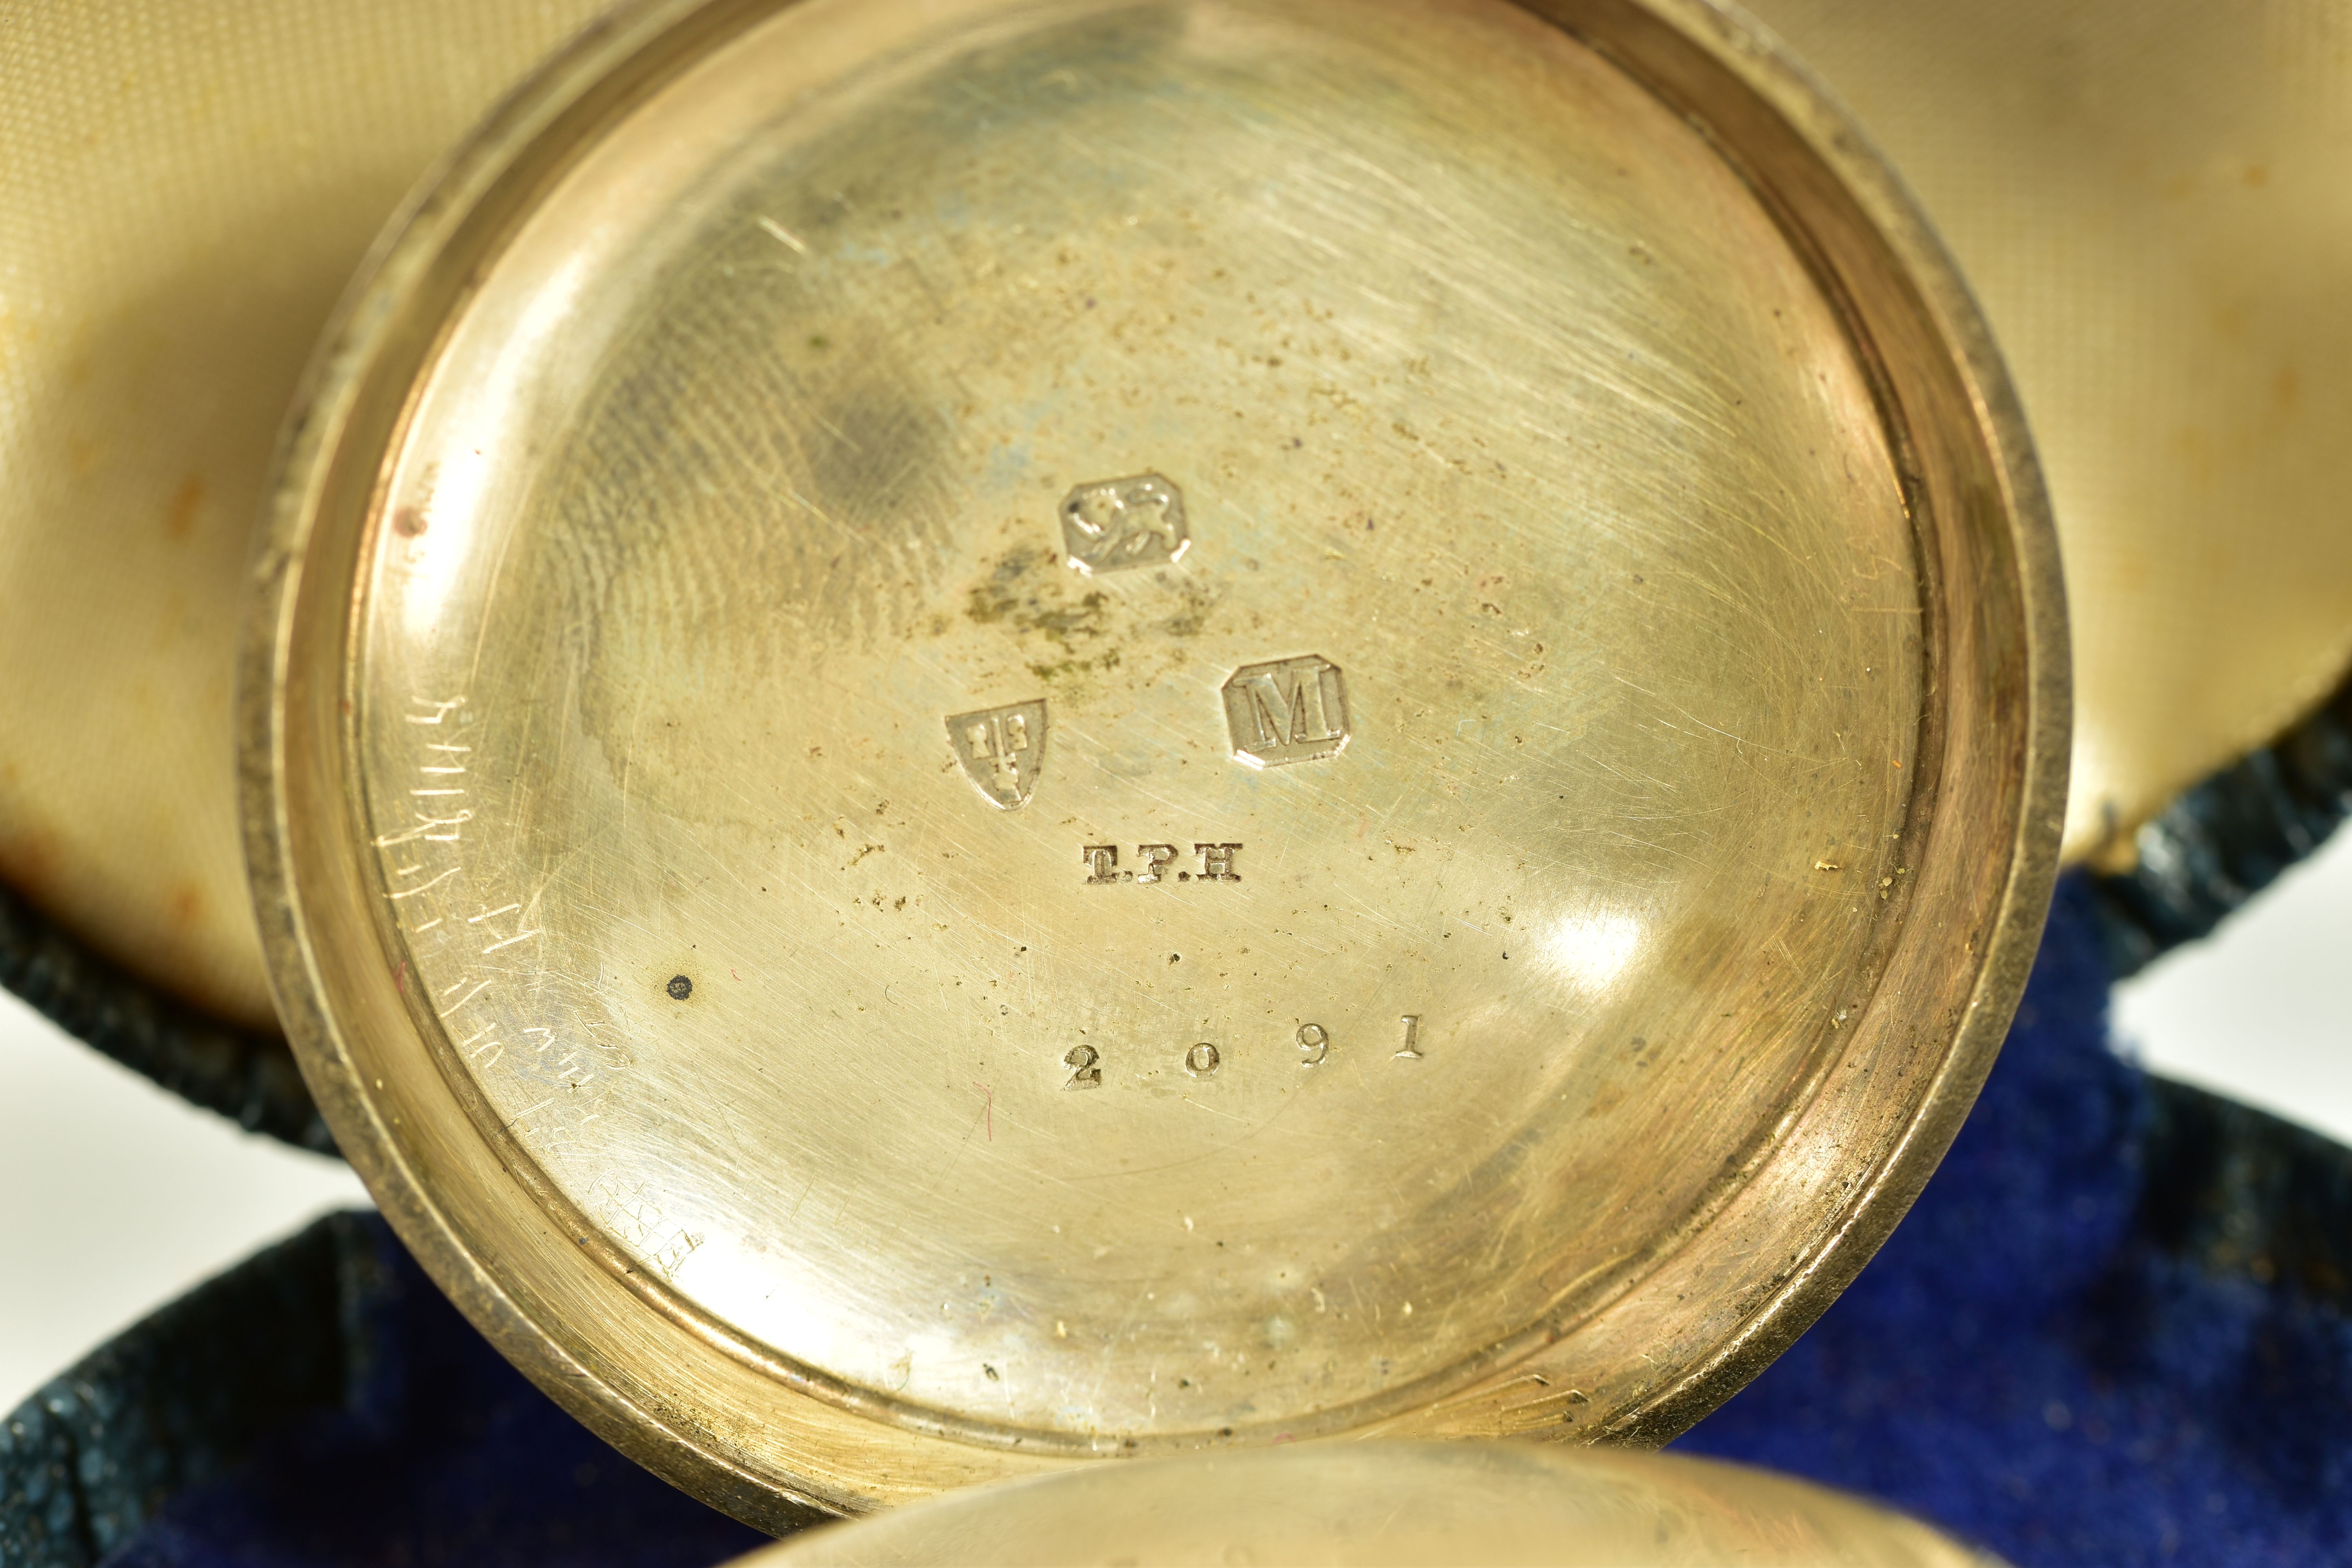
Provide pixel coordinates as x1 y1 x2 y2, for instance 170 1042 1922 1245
1054 1022 1376 1088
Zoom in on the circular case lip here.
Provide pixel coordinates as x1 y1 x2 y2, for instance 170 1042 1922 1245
241 0 2067 1524
744 1441 1989 1565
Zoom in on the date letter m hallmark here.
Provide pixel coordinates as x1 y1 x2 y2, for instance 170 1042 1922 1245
1222 655 1349 768
948 699 1048 810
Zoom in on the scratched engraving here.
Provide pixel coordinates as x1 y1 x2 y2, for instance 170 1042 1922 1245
585 1177 702 1280
1222 655 1350 767
1059 473 1189 574
375 690 637 1174
376 696 475 846
947 699 1048 810
380 695 545 1083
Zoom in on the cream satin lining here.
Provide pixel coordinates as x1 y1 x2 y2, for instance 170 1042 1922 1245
1748 0 2352 862
0 0 608 1026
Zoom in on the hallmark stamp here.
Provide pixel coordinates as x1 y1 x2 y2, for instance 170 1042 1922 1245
1083 843 1241 883
1222 655 1349 768
948 699 1047 810
1192 842 1240 882
1060 474 1189 574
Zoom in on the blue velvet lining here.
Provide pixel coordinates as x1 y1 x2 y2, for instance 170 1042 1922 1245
1678 874 2352 1564
96 1224 769 1568
87 874 2352 1564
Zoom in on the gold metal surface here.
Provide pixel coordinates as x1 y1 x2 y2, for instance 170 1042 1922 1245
746 1442 2002 1566
246 0 2063 1522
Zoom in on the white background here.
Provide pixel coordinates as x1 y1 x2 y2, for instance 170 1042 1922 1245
0 994 366 1408
3 833 2349 1410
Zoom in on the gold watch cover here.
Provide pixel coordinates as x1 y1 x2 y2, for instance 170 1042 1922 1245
746 1442 2001 1566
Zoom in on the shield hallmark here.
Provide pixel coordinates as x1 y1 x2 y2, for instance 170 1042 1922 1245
947 699 1049 810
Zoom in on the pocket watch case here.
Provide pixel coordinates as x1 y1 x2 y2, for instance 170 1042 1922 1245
244 0 2065 1522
